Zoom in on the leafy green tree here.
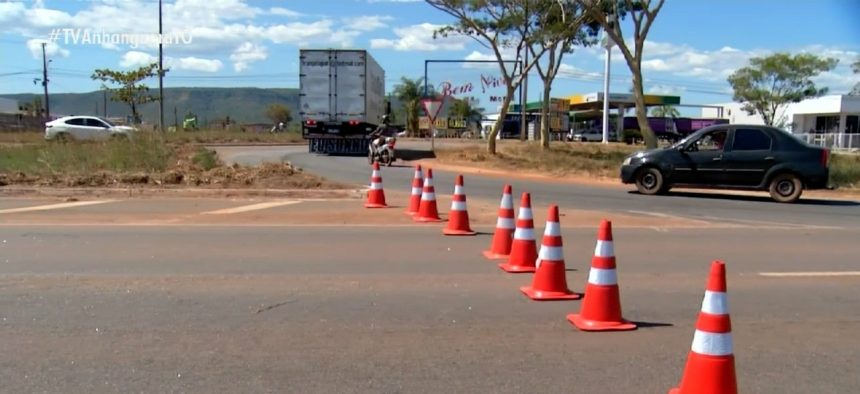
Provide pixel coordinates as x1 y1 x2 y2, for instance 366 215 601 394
427 0 551 154
851 57 860 96
91 62 160 124
650 105 680 118
393 77 428 137
526 0 597 149
449 97 484 131
264 103 292 125
574 0 666 149
727 53 838 126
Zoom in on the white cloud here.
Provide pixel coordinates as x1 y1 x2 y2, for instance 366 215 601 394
26 39 69 59
119 51 157 68
558 64 602 80
371 23 470 51
230 42 267 72
344 15 393 32
647 84 687 95
270 7 302 17
174 57 223 72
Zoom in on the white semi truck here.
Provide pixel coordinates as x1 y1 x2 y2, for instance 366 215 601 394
299 49 386 155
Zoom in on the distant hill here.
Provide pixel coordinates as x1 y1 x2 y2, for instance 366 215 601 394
1 87 299 126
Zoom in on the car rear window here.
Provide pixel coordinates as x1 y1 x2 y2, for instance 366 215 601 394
732 128 772 151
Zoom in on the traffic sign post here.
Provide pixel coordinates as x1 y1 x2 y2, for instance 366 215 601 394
422 98 444 152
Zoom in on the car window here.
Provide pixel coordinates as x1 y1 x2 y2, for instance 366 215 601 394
690 129 728 152
732 128 772 151
87 118 109 128
65 118 86 126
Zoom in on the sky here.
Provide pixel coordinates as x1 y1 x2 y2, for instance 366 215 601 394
0 0 858 115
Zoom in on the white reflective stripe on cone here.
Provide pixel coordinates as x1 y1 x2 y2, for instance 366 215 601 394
421 192 436 201
701 290 729 315
424 179 433 187
544 221 561 236
411 187 422 195
501 195 513 209
496 217 515 229
454 185 464 195
535 255 542 269
370 182 383 190
538 245 563 261
594 240 614 257
691 330 734 356
588 267 618 285
451 201 467 211
518 207 533 220
372 171 380 177
513 227 535 240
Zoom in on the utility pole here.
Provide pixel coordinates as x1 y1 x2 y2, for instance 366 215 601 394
601 13 617 145
41 42 50 121
520 0 528 142
158 0 165 133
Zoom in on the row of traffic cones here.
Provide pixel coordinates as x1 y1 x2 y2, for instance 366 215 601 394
365 163 737 393
366 163 477 235
485 183 737 392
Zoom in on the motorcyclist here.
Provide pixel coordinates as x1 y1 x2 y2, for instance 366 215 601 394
369 114 391 153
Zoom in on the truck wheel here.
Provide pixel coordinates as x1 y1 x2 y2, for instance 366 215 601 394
635 167 666 195
768 173 803 203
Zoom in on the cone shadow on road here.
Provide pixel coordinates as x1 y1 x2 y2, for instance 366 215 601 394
630 321 674 328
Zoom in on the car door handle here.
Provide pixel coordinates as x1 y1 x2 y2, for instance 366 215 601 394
764 156 775 161
712 156 722 161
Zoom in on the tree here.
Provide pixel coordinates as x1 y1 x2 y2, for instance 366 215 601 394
428 0 551 154
91 62 160 124
525 0 597 149
264 103 292 125
727 53 838 127
449 97 484 132
650 105 679 118
575 0 666 149
393 77 426 137
851 57 860 96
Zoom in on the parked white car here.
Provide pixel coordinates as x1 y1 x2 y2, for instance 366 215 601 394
569 128 617 142
45 116 137 141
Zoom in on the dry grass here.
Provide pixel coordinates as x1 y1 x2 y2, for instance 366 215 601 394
434 141 640 179
0 129 306 145
830 154 860 188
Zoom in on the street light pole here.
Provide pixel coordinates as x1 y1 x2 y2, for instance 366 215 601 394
158 0 165 132
601 13 616 145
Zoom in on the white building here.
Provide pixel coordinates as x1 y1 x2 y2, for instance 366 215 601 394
0 97 20 114
701 94 860 135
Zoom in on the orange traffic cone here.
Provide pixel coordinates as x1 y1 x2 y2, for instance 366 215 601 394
483 185 515 260
520 205 581 300
567 220 637 331
364 162 388 208
668 261 737 394
498 192 537 273
443 175 476 235
405 164 423 215
413 168 442 222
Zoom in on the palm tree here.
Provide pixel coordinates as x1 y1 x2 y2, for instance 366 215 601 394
449 97 484 135
650 105 681 118
393 77 432 137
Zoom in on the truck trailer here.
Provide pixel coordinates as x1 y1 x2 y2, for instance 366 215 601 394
299 49 385 155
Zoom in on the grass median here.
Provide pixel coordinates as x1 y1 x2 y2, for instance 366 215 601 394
0 133 342 189
433 141 860 189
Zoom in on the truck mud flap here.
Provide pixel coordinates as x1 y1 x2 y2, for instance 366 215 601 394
309 138 369 155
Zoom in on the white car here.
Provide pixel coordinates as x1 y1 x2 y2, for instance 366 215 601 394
569 128 617 142
45 116 137 141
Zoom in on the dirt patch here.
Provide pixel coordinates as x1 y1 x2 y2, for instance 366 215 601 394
0 143 349 190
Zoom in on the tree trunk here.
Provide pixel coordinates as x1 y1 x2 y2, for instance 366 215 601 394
630 72 657 148
130 102 138 125
487 86 517 155
540 87 551 149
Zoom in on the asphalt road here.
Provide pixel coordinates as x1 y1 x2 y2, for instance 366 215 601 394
214 143 860 230
2 224 859 393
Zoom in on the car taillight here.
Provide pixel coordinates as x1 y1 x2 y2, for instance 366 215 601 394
348 120 359 126
306 120 316 126
821 149 830 167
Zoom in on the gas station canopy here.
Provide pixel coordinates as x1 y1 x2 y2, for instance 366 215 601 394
567 92 680 111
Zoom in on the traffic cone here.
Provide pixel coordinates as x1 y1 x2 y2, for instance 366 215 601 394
498 192 537 273
567 219 637 331
668 261 737 394
520 205 581 300
413 168 442 222
443 175 476 235
483 185 515 260
364 162 388 208
405 164 423 215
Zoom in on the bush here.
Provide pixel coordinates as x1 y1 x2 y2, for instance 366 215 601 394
830 153 860 188
191 147 219 170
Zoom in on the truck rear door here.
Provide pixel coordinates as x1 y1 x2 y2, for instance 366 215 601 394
299 51 334 125
333 51 367 124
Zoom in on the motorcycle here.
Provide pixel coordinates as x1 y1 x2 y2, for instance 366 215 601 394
368 135 396 166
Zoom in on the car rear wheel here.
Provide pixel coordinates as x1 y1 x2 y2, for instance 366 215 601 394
768 173 803 203
635 167 667 195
